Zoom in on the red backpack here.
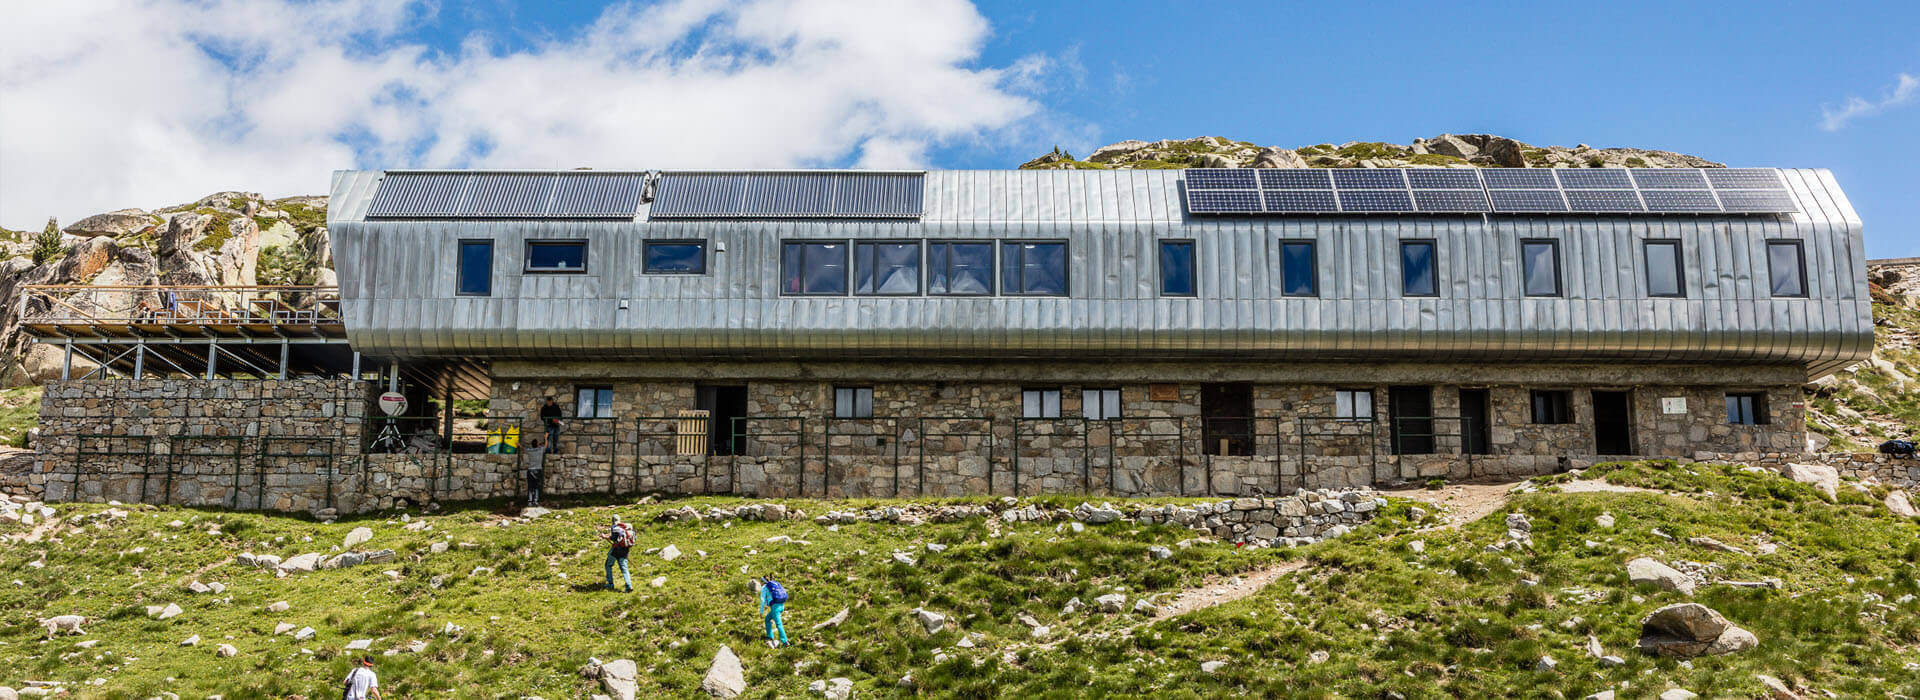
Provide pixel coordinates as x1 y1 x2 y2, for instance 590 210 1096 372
613 524 636 548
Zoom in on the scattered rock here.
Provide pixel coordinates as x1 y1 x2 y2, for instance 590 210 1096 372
180 635 199 647
701 645 747 698
1598 655 1625 667
891 552 917 567
1096 593 1127 613
913 608 947 634
1658 690 1698 700
1585 692 1615 700
1626 557 1696 595
1780 463 1839 500
521 507 551 519
294 626 316 641
274 623 296 635
154 603 183 620
1534 655 1556 671
1686 536 1745 554
660 545 682 561
1637 603 1756 658
1061 598 1083 615
595 659 639 700
215 644 237 657
1131 599 1157 615
1147 546 1172 560
1200 660 1228 674
267 601 290 613
1886 490 1917 518
343 527 373 549
649 576 666 588
1595 512 1615 528
276 553 323 574
345 639 371 651
1408 540 1425 554
924 542 947 553
811 607 849 631
1755 674 1802 700
809 677 852 700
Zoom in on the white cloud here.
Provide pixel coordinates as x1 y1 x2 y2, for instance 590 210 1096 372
1820 72 1919 131
0 0 1053 229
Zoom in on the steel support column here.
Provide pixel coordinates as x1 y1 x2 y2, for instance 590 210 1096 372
205 342 218 380
277 340 289 380
61 343 72 380
133 343 146 380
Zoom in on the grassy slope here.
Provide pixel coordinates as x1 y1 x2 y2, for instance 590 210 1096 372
1808 301 1920 450
0 386 39 446
4 464 1918 698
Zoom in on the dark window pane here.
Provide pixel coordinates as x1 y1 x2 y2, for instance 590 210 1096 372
644 242 706 274
834 387 873 418
1004 242 1067 295
855 242 920 295
783 242 847 295
1646 241 1682 297
1159 241 1195 296
575 387 613 419
1281 242 1317 297
1530 390 1571 424
1522 241 1560 296
929 242 993 295
1726 393 1767 425
1767 242 1805 297
457 241 492 296
526 241 586 271
1401 242 1435 296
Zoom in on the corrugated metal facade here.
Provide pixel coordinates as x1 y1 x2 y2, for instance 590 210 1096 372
327 168 1871 377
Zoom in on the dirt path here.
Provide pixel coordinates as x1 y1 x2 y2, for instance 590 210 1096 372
1150 559 1312 620
1386 481 1518 531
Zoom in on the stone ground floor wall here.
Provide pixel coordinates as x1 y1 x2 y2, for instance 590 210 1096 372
12 360 1816 513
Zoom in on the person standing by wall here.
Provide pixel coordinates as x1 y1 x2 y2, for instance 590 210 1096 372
540 397 564 454
604 515 634 592
523 437 548 507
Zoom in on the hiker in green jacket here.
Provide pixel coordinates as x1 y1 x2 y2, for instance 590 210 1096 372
756 575 790 648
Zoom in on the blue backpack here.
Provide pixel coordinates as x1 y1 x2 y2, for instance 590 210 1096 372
765 579 789 604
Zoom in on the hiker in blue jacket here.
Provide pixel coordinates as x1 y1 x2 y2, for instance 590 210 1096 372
756 575 790 648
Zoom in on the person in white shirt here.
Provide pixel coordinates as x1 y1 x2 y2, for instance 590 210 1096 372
343 656 381 700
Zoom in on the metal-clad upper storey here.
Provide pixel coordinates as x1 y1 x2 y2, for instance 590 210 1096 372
327 167 1871 376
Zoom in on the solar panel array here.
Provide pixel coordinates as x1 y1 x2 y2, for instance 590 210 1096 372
1184 167 1798 215
367 172 647 219
650 172 924 218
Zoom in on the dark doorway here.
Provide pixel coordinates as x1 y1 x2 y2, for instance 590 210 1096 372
1459 388 1492 455
1201 383 1253 456
697 385 749 456
1388 386 1434 455
1593 391 1633 455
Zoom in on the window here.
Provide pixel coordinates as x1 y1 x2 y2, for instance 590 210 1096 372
1281 240 1318 297
1644 240 1684 298
457 240 492 296
643 240 707 274
1083 388 1122 420
928 241 994 295
1158 240 1196 296
1766 240 1807 297
1021 388 1061 418
525 240 588 273
1335 389 1372 420
1521 239 1562 297
781 241 848 295
833 387 874 419
574 386 614 419
1726 392 1769 425
1001 241 1068 296
854 241 921 295
1400 241 1436 297
1530 390 1572 424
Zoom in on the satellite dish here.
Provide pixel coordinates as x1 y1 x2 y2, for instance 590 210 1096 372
377 392 408 416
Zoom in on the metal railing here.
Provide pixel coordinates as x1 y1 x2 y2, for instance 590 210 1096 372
20 284 341 326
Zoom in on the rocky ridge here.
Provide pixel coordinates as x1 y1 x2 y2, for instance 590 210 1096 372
1021 134 1723 171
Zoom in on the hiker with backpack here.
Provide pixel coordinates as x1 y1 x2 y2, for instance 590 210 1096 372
605 515 635 592
341 655 381 700
756 575 790 648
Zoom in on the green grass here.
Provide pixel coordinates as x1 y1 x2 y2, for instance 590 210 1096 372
0 386 38 446
7 462 1917 698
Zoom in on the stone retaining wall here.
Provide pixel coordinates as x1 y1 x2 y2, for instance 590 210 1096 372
1693 451 1920 490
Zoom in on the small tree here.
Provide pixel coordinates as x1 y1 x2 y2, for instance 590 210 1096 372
30 217 63 265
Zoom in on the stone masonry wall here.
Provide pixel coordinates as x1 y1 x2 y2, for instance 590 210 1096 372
13 364 1812 514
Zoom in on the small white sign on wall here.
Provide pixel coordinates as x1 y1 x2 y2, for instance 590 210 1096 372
1661 397 1688 415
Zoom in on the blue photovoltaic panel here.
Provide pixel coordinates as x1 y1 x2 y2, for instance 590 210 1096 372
1641 190 1721 212
1406 169 1482 189
367 173 471 217
1488 190 1567 212
1261 190 1339 213
1412 190 1490 212
1630 169 1710 189
1186 169 1258 190
1332 169 1406 189
1482 169 1559 189
1564 190 1645 212
1337 190 1414 212
1705 169 1786 190
547 173 647 217
1555 169 1634 189
1186 189 1263 213
1715 190 1799 213
1258 169 1333 189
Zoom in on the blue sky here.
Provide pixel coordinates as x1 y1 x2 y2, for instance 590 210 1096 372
3 0 1914 257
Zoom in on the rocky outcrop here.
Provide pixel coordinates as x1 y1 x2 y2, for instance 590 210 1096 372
63 209 159 239
1637 603 1758 658
1022 134 1724 171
